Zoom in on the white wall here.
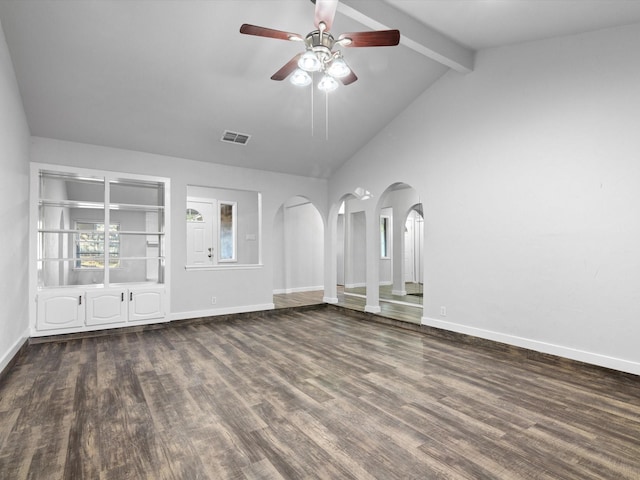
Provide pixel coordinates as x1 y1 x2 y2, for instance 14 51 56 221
346 210 367 288
273 197 324 293
0 18 30 373
30 137 328 319
328 23 640 375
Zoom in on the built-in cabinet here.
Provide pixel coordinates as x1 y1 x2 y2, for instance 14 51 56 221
37 286 165 331
31 164 170 336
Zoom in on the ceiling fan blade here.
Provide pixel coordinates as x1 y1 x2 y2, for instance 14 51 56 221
271 53 303 81
340 70 358 86
240 24 303 42
338 30 401 47
314 0 338 31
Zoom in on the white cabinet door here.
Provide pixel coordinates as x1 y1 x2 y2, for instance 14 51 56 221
36 289 85 331
86 290 127 326
128 287 165 322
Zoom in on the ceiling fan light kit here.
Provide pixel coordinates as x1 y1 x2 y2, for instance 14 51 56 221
290 68 312 86
239 0 400 92
317 74 339 92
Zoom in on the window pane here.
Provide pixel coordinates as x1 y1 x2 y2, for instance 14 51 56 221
380 217 389 258
219 203 235 261
76 222 119 268
186 208 203 222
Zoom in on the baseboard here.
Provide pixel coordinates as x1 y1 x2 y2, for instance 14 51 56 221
273 286 323 295
0 332 30 379
344 283 366 288
323 296 339 304
169 303 275 322
344 292 365 299
421 316 640 376
365 305 381 314
392 289 407 296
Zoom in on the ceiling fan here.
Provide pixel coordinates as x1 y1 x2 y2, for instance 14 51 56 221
239 0 400 92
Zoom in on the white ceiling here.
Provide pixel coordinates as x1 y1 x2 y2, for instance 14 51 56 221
386 0 640 50
2 0 640 178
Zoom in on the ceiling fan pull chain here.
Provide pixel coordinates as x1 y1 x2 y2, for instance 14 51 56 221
325 91 329 141
311 74 314 137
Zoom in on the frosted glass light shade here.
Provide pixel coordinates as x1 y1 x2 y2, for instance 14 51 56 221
327 57 350 78
318 74 339 92
290 69 312 86
298 51 322 72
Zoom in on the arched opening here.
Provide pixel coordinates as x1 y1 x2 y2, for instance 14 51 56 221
402 204 424 301
273 195 325 308
375 183 424 323
337 194 368 310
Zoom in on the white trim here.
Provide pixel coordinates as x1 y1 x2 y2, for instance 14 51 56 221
344 292 365 299
381 299 421 309
185 264 264 271
273 286 323 295
323 296 339 304
344 282 366 288
421 316 640 376
0 332 29 374
169 303 275 321
392 289 407 296
30 316 171 337
365 305 381 314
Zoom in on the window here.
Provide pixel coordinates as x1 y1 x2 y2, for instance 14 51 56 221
186 208 203 222
185 186 261 268
380 216 390 259
219 202 236 262
75 222 120 268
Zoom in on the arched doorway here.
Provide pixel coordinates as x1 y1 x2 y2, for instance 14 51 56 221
375 183 424 323
272 196 325 307
336 194 368 308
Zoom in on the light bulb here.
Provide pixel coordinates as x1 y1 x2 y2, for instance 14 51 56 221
290 69 311 87
298 50 321 72
327 56 350 78
317 74 339 92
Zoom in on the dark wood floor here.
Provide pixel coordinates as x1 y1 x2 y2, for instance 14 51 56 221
1 307 640 479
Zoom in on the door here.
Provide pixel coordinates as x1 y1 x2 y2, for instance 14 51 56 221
36 289 85 331
86 289 127 326
186 199 216 265
129 287 165 322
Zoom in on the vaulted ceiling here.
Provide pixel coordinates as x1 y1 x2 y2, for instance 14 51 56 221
2 0 640 178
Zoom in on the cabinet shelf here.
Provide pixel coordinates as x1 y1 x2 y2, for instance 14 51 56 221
118 230 165 236
39 199 104 209
109 203 165 212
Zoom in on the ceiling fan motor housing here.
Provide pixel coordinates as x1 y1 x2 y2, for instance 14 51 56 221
305 29 336 63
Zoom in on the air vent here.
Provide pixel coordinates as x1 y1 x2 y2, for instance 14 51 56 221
221 130 251 146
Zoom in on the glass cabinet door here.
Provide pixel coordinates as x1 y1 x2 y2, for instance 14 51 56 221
38 171 106 287
108 179 165 284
